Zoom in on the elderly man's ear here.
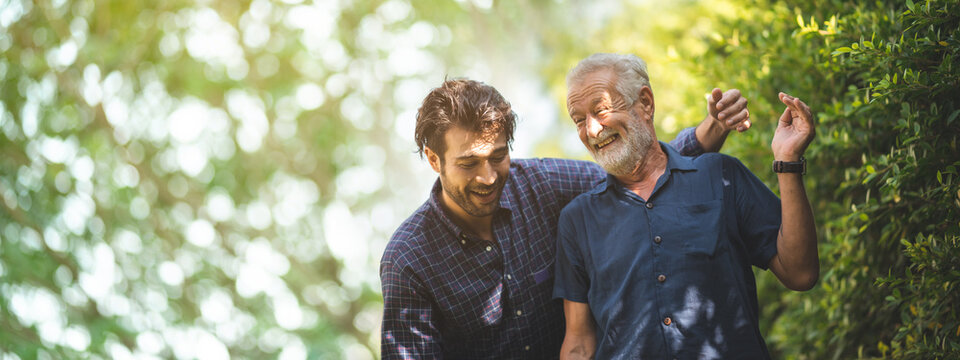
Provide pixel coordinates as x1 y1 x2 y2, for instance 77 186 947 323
633 86 655 123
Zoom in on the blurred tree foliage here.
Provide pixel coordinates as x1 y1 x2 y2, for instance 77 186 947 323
545 0 959 358
0 0 388 357
3 0 956 358
0 0 543 358
0 0 597 358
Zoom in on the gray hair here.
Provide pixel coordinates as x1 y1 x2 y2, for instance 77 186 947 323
566 53 651 105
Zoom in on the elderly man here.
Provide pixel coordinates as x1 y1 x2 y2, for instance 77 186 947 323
380 78 751 359
553 53 818 359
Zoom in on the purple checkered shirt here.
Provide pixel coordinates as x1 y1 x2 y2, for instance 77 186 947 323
380 128 702 359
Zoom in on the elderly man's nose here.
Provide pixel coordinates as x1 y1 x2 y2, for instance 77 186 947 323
586 116 604 138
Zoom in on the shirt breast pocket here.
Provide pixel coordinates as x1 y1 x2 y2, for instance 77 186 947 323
675 200 723 257
532 260 554 289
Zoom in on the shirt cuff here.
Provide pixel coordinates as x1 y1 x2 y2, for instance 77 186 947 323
674 126 705 157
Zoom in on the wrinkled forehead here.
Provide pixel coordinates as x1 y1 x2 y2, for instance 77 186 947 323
567 70 624 113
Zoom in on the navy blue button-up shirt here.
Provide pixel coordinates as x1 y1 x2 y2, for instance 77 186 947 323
380 129 702 359
553 142 781 360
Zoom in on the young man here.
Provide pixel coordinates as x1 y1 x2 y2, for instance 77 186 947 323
554 53 818 359
380 78 751 359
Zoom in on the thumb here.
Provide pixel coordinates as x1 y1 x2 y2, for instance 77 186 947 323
709 88 723 113
778 107 792 127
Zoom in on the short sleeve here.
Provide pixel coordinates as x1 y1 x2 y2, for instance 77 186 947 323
724 157 781 269
552 207 590 302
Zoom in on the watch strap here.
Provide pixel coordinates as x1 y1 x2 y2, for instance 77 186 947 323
773 156 806 174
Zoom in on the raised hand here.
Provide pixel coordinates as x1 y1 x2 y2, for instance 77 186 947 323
771 92 816 161
707 88 751 133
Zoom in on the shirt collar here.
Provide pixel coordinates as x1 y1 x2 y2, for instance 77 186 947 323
595 140 697 193
427 179 463 238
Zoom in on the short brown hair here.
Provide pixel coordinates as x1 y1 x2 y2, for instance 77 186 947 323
414 79 516 159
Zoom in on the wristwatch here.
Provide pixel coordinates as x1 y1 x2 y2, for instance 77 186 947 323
773 156 806 174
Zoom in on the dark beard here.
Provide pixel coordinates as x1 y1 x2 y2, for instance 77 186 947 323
439 172 506 218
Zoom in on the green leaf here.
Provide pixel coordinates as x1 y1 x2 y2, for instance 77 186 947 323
947 109 960 124
937 171 943 184
832 47 853 56
906 0 916 12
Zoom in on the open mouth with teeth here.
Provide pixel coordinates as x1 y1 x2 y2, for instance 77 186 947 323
471 187 498 204
594 134 619 150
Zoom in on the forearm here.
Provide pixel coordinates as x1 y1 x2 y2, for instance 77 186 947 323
560 335 596 360
560 300 596 360
695 115 731 153
768 91 818 290
774 172 819 290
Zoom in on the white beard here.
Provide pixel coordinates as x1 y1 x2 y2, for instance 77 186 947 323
590 112 655 176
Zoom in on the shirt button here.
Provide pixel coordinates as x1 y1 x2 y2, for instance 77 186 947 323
516 310 523 316
654 236 662 244
525 346 530 351
645 202 654 209
663 317 672 326
485 246 493 252
460 240 466 245
657 274 666 282
506 274 512 280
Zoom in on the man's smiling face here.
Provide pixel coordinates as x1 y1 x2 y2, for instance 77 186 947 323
426 126 510 221
567 69 656 176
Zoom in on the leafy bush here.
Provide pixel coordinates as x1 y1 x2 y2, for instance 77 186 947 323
694 0 960 358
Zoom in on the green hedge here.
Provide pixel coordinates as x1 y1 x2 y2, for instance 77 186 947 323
696 0 960 358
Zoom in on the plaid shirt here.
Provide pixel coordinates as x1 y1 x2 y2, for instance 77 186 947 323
380 128 701 359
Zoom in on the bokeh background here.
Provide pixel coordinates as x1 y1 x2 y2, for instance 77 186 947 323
1 0 957 359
